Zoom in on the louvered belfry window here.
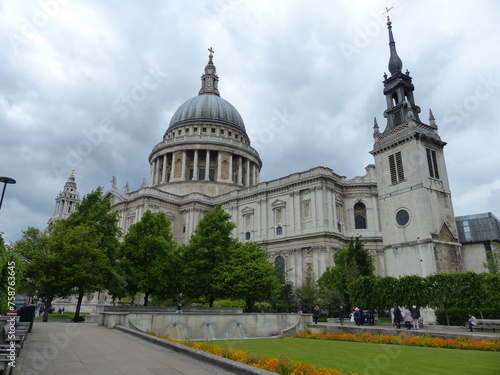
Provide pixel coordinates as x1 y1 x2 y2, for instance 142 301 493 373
389 151 404 184
426 148 440 179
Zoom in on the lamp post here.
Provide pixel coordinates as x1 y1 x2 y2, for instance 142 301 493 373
0 177 16 210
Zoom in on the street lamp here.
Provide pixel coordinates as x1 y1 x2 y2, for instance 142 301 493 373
0 177 16 210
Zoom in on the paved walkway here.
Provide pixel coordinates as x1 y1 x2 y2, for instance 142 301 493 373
12 323 235 375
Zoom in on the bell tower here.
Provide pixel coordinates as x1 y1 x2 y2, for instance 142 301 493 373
370 17 462 276
48 169 81 225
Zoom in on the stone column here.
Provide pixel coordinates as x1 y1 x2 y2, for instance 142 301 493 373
310 187 317 226
217 152 222 181
238 156 243 185
155 158 160 185
293 191 300 232
193 150 199 180
150 161 154 186
229 153 233 183
326 188 334 231
161 154 167 183
205 150 210 181
245 159 250 186
181 151 186 181
317 187 325 228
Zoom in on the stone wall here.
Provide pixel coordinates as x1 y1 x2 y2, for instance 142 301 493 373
98 312 310 340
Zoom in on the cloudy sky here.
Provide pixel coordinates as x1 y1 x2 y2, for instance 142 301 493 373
1 0 499 243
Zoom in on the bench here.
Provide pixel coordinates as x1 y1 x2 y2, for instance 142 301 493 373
470 319 500 332
2 325 29 349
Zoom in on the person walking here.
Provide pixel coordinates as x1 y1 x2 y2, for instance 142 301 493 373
338 306 346 326
353 307 361 327
313 305 320 324
403 306 412 330
411 305 420 330
393 303 402 329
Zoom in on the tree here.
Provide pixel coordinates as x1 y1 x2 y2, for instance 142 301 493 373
62 188 122 318
48 221 109 321
296 266 318 313
373 276 399 311
347 236 375 276
0 234 24 315
317 287 344 317
397 274 428 309
317 236 374 307
121 210 178 306
482 273 500 311
12 227 73 322
485 241 500 273
271 279 295 313
214 242 280 312
349 276 377 310
181 205 238 307
427 273 458 325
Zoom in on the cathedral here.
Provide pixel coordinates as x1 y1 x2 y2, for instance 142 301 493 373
51 18 488 289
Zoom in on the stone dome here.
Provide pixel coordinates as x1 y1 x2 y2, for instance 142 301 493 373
168 94 246 133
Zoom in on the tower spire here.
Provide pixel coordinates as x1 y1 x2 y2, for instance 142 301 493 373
199 47 220 96
48 170 80 225
386 16 403 76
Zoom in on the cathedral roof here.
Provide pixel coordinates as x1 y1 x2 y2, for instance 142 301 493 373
168 94 246 132
167 48 247 134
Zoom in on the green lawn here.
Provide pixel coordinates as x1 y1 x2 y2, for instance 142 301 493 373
216 337 500 375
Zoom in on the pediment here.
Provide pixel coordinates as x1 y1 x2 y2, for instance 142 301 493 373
271 199 286 208
241 206 255 215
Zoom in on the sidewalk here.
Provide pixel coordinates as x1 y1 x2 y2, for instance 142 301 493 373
12 322 237 375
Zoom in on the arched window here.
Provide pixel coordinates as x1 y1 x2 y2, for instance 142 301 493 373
274 256 285 281
276 226 282 235
354 202 367 229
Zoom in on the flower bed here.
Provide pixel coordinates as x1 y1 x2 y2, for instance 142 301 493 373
293 331 500 351
149 332 356 375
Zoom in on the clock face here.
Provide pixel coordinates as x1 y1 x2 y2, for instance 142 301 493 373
396 209 410 226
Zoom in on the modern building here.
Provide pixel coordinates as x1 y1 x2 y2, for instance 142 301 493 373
456 212 500 272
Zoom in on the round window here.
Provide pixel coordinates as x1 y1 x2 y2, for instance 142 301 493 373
396 209 410 226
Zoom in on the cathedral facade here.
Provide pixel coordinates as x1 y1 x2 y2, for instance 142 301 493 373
53 19 486 290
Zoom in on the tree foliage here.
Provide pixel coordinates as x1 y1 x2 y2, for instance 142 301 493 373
12 227 73 321
0 234 24 315
121 210 178 306
214 241 280 311
58 188 122 320
296 266 318 313
317 236 374 307
181 205 238 306
49 221 109 320
485 241 500 273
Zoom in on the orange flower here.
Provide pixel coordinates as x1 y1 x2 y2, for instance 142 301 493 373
147 331 357 374
292 331 500 351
